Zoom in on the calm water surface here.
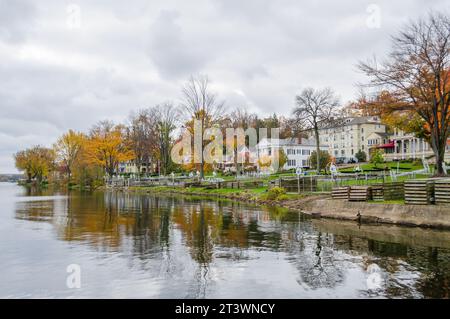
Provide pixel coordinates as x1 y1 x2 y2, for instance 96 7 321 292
1 182 449 298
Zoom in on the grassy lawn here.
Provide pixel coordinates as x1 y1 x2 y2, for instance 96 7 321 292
368 199 405 205
339 162 426 173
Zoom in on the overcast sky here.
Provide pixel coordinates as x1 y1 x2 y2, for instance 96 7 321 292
0 0 448 173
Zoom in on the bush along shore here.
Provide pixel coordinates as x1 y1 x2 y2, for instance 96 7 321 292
116 185 450 230
121 185 327 209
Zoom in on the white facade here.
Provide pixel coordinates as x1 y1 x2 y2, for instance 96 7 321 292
311 116 386 160
256 138 328 170
370 128 450 162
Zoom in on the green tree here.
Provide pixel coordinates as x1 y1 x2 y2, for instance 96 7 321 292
355 150 367 162
370 149 384 168
277 149 288 172
309 150 331 173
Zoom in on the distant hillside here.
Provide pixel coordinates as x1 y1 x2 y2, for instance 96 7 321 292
0 174 24 182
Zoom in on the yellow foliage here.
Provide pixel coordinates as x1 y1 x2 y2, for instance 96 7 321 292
84 126 135 176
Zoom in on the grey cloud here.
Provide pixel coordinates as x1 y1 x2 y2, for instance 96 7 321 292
0 0 449 172
147 10 208 79
0 0 36 43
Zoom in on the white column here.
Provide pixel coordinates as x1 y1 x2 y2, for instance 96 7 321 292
401 140 405 159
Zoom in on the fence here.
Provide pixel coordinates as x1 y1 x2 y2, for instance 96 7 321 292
435 179 450 206
269 176 318 193
404 179 438 205
106 176 198 188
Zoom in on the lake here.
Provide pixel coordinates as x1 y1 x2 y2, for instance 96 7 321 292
0 182 449 298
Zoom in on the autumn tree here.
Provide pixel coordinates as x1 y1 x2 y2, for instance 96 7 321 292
180 75 225 178
85 121 135 177
359 12 450 175
14 146 55 183
293 87 340 174
54 130 85 182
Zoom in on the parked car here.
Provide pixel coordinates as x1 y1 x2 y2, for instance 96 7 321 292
336 157 359 164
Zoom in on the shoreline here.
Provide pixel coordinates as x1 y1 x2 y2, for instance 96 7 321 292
111 186 450 230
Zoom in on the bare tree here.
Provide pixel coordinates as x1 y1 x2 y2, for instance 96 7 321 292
180 75 225 178
154 102 178 175
359 12 450 175
293 88 340 173
126 110 157 176
280 116 306 139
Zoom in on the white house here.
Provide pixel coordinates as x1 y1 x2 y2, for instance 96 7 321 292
255 137 328 170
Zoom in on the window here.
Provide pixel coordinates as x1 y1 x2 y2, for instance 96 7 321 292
287 159 296 167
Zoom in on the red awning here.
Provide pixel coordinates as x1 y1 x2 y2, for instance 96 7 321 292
377 141 395 149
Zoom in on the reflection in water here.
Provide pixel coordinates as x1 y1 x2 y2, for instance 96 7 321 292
4 185 450 298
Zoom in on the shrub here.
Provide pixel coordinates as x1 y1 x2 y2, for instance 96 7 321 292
276 194 289 201
309 150 331 172
267 187 286 200
355 150 367 162
412 159 422 167
370 149 384 168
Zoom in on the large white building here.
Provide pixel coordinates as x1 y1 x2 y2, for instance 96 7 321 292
311 115 450 162
368 128 450 161
256 137 328 170
311 116 386 160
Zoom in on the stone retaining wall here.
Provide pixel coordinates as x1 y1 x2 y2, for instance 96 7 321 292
302 199 450 229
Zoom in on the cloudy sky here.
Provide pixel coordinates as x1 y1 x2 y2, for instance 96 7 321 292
0 0 448 173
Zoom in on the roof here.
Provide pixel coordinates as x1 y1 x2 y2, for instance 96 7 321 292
367 132 389 138
317 116 382 130
257 137 327 148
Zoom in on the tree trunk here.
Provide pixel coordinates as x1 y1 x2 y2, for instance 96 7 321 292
234 145 241 178
435 145 446 175
314 127 321 174
431 131 447 175
200 121 205 180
